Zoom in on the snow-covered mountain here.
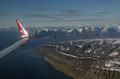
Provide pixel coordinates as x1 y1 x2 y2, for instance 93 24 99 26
32 25 120 40
43 38 120 58
37 38 120 72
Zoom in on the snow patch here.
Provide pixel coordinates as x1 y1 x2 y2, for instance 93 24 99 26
77 28 82 33
76 44 82 48
101 27 108 32
102 51 105 55
105 61 114 67
63 29 73 33
85 27 89 31
52 29 57 31
113 39 120 44
93 49 97 54
43 28 48 32
109 51 118 57
67 29 73 33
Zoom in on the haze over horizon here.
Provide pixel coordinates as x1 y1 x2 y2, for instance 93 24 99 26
0 0 120 28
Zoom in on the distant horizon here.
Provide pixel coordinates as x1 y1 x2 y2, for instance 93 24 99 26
0 0 120 28
1 24 120 30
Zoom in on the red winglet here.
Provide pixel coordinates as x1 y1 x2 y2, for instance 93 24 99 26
16 20 28 38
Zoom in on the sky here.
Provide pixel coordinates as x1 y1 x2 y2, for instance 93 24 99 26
0 0 120 28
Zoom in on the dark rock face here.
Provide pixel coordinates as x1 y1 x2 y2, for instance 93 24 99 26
34 41 120 79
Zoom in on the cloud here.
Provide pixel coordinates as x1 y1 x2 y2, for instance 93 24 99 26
62 9 80 16
61 9 106 17
26 13 109 23
71 19 109 21
32 18 109 23
36 20 68 22
0 13 8 16
32 8 51 11
28 14 52 18
26 8 109 23
63 9 79 14
28 8 107 20
97 11 110 14
27 13 62 20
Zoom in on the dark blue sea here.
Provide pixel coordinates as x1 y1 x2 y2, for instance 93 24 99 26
0 30 73 79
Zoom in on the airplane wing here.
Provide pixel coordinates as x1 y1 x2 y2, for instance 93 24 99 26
0 20 29 60
0 38 28 59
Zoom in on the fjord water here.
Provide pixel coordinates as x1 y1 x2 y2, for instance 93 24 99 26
0 31 72 79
